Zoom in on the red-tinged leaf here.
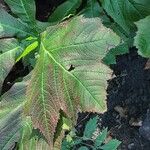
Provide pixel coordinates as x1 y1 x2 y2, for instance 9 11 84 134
24 15 121 148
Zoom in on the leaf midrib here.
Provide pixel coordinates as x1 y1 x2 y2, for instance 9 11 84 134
42 42 105 109
20 0 32 23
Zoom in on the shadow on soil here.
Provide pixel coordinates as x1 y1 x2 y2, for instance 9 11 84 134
76 48 150 150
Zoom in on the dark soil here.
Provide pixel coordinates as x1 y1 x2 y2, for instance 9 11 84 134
76 48 150 150
35 0 65 21
0 61 29 96
103 47 150 150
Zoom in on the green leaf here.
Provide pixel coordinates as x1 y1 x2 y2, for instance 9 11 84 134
101 0 150 34
78 146 89 150
61 139 73 150
16 41 38 62
100 14 129 41
83 116 98 139
24 15 121 148
36 21 52 33
134 15 150 57
94 128 108 148
0 8 36 38
62 117 72 130
0 77 28 150
100 139 121 150
48 0 81 23
0 74 36 150
0 38 23 93
4 0 36 25
0 108 22 150
103 42 129 65
73 138 82 146
80 0 101 18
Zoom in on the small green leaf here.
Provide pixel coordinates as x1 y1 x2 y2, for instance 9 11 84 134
61 139 73 150
62 118 72 130
25 36 37 41
78 146 89 150
73 139 82 145
83 116 98 139
94 128 108 148
16 41 38 62
100 139 121 150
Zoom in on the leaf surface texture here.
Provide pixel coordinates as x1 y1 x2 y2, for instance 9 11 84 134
25 16 121 147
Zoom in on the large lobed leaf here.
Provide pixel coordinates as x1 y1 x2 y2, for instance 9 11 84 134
134 15 150 57
24 15 121 148
100 0 150 35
